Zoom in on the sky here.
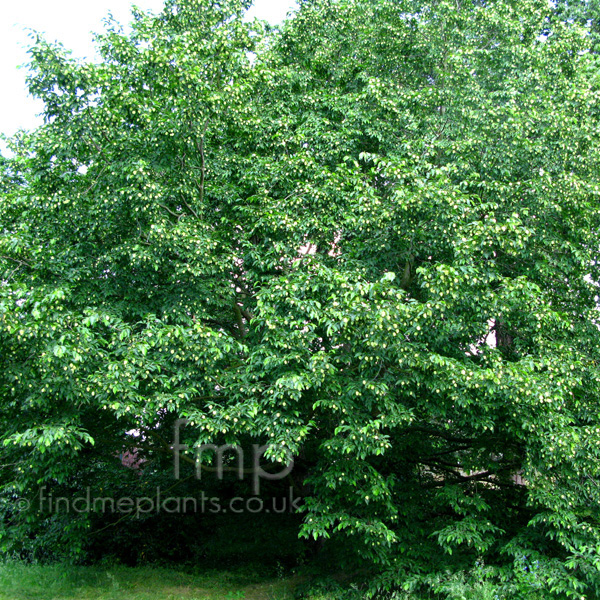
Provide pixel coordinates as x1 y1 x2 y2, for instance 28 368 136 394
0 0 297 142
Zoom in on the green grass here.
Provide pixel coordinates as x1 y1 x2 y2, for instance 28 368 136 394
0 562 301 600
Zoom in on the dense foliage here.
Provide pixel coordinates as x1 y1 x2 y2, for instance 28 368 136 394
2 0 600 597
555 0 600 52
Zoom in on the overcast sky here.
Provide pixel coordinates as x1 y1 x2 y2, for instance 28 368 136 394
0 0 297 142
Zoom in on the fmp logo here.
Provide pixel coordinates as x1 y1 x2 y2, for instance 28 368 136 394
172 419 294 495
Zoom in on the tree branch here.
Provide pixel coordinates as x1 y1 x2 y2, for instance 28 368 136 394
233 303 247 338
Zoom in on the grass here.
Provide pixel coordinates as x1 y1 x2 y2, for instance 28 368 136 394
0 562 302 600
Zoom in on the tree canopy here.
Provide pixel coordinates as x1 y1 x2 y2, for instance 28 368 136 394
2 0 600 597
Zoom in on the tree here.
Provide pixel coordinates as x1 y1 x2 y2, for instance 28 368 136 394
2 0 600 597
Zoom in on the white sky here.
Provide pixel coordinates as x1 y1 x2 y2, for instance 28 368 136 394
0 0 297 142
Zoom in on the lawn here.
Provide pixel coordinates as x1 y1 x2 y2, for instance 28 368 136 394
0 563 305 600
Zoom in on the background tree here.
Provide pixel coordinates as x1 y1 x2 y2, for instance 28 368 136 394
2 0 600 597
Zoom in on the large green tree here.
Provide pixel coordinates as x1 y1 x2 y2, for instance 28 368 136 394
2 0 600 597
